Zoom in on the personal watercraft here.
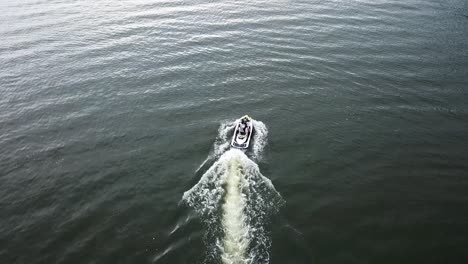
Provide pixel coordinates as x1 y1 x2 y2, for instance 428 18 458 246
231 115 253 149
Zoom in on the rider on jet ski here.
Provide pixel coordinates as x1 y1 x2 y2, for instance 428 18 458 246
231 115 254 148
239 117 250 135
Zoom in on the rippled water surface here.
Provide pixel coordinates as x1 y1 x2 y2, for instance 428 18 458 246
1 0 468 263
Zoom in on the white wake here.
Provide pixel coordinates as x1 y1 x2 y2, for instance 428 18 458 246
183 119 283 264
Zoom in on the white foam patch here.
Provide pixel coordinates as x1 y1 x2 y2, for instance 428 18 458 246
250 120 268 161
214 121 237 158
219 151 248 263
194 121 236 174
183 148 283 264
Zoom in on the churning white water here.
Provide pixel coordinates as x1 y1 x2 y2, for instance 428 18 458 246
183 119 283 264
220 150 248 264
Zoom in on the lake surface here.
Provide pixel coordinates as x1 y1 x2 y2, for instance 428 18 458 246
1 0 468 263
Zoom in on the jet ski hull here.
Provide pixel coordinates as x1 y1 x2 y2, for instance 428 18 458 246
231 117 254 149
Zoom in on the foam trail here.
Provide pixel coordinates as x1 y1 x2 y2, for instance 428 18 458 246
220 151 248 264
183 119 282 264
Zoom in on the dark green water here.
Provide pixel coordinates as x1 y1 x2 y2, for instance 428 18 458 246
1 0 468 263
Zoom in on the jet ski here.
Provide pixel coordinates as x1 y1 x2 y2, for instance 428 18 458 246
231 115 254 149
